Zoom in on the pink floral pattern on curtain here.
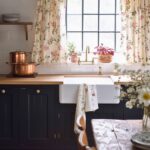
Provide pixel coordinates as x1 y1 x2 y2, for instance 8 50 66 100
32 0 67 64
121 0 150 64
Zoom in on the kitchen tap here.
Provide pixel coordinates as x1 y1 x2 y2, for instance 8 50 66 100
78 46 94 65
98 65 102 75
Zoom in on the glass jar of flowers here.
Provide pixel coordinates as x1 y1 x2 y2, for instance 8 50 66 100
120 70 150 131
94 44 114 63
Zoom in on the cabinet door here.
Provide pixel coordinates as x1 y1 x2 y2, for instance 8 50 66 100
0 86 18 147
19 85 58 149
123 104 143 119
56 104 77 150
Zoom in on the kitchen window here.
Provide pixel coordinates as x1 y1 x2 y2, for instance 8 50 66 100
66 0 121 60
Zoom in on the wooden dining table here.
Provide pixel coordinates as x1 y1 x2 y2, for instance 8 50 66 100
91 119 145 150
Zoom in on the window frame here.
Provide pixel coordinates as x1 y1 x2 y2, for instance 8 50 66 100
66 0 120 52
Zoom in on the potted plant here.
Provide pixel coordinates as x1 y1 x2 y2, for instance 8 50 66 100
67 42 78 63
94 44 114 63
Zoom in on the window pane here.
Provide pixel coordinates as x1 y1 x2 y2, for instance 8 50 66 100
83 33 98 52
84 0 98 14
116 0 121 14
67 33 82 52
67 0 82 14
67 15 82 31
66 0 121 56
100 15 114 31
84 15 98 31
100 33 114 49
116 33 121 52
116 15 121 31
100 0 115 14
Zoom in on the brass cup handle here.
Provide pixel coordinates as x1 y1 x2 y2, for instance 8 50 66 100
36 89 40 94
1 89 6 94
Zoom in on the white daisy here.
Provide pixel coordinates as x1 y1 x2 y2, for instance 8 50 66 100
130 99 136 105
127 87 135 93
138 88 150 107
126 101 133 109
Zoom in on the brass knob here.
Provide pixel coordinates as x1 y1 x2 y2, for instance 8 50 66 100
36 89 40 94
1 89 6 94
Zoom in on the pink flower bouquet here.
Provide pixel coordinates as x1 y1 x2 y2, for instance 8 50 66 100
94 44 114 56
94 44 114 63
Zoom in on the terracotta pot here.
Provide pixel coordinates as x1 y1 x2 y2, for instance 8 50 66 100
71 53 78 63
99 55 113 63
12 63 36 76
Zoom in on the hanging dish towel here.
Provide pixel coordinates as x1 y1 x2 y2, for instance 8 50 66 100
74 84 99 134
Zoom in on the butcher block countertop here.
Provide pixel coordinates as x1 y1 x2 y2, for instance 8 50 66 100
0 74 132 85
0 75 64 85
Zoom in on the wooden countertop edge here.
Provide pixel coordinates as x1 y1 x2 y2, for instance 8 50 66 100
0 74 133 85
114 81 134 85
0 82 63 85
0 75 64 85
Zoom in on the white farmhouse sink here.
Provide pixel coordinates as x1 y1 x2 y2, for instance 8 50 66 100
63 76 114 85
59 76 120 104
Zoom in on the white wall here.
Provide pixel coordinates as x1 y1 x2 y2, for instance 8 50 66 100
0 0 37 74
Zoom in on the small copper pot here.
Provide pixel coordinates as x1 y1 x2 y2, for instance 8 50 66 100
12 63 36 76
10 51 27 64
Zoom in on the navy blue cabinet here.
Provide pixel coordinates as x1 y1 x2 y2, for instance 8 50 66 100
55 104 76 150
0 85 77 150
0 85 143 150
0 85 61 150
0 86 18 148
19 85 58 150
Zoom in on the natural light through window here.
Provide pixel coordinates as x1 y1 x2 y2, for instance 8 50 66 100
66 0 121 63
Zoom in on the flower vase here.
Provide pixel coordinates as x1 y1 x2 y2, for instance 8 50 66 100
142 106 150 131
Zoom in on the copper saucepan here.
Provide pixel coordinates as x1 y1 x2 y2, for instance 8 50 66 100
12 63 36 76
10 51 27 64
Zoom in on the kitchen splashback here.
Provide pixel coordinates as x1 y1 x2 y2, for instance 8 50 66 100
0 0 36 74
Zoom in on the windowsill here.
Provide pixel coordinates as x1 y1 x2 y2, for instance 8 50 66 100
36 62 149 75
34 50 150 75
76 51 127 64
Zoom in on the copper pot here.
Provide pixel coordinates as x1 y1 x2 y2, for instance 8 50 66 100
10 51 27 64
12 63 36 76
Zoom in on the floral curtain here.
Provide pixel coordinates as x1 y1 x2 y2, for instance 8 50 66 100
121 0 150 64
32 0 67 64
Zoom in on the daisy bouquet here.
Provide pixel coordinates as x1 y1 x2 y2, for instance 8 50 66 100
120 70 150 108
120 69 150 130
